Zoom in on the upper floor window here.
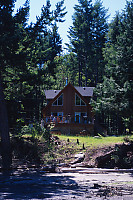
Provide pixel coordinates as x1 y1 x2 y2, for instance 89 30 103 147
75 93 86 106
52 94 63 106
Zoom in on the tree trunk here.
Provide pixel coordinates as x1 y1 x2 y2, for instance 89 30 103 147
117 114 125 135
78 60 81 86
0 75 12 170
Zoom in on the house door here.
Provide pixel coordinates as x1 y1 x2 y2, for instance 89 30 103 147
75 112 81 123
81 112 87 124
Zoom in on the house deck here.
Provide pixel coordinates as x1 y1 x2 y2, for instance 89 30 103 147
52 123 94 136
43 115 94 135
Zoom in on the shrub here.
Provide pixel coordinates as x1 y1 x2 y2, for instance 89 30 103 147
13 119 49 140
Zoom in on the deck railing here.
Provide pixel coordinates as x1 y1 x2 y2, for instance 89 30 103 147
42 115 94 125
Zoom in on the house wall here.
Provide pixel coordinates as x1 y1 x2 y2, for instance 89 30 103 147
42 84 93 120
63 84 74 115
51 123 94 135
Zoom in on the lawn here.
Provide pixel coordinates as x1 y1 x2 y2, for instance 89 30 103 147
54 134 133 149
10 133 133 167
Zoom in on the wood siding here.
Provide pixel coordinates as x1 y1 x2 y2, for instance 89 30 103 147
42 83 93 121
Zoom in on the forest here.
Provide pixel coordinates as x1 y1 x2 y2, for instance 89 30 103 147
0 0 133 170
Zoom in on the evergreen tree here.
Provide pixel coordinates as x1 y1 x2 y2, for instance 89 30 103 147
0 0 20 170
67 0 108 86
54 53 78 88
68 0 93 86
0 0 66 170
94 1 133 134
92 0 109 84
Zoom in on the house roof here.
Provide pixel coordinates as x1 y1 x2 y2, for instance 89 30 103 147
44 90 61 99
75 87 94 97
44 85 94 99
42 83 94 115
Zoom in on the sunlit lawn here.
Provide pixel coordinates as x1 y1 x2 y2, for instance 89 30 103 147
55 135 133 148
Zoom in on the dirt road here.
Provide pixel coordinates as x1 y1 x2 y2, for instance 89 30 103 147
0 168 133 199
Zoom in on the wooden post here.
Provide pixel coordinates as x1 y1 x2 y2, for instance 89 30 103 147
83 143 85 150
67 138 70 143
77 139 79 145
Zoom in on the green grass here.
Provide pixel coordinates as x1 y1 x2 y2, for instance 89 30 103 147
55 135 133 148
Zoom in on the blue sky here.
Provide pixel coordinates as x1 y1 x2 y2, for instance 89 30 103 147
15 0 127 48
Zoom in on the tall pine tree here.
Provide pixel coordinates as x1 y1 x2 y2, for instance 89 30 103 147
67 0 108 86
94 1 133 134
0 0 66 170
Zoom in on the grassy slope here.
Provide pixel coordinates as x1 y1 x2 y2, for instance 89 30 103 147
41 134 132 165
56 135 132 148
10 134 133 167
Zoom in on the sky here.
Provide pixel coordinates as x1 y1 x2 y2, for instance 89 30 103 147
14 0 127 48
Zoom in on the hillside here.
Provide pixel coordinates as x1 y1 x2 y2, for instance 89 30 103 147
7 135 133 170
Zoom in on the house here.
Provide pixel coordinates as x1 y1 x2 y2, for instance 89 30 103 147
42 83 95 135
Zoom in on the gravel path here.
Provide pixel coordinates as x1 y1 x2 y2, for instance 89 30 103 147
0 168 133 199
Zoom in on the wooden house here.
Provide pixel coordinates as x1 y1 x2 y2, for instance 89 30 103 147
42 83 95 135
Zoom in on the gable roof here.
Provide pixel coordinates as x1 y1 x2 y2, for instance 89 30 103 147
44 90 61 99
75 87 94 97
45 85 94 99
42 83 93 114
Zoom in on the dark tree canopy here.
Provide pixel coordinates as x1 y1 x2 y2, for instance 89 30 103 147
93 1 133 134
67 0 108 86
0 0 66 170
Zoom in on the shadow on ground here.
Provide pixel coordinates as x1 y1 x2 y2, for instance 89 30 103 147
0 170 82 199
1 169 133 199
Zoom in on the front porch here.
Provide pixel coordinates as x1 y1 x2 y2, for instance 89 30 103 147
43 115 94 125
42 115 94 135
51 123 94 135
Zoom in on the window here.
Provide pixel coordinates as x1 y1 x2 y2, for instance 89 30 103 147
53 100 57 106
52 94 63 106
75 94 80 105
75 94 86 106
58 95 63 105
75 112 87 123
58 112 63 121
75 112 81 123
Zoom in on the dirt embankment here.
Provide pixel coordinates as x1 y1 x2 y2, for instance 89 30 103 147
0 136 133 200
83 142 133 169
8 136 133 170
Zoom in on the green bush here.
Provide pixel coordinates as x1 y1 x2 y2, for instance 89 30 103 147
13 119 49 140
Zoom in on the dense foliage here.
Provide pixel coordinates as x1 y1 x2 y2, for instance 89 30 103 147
0 0 132 170
93 1 133 134
0 0 66 169
1 0 67 125
67 0 108 86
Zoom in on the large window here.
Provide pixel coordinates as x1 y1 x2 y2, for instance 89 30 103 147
75 94 86 106
53 94 63 106
75 112 87 123
75 112 81 123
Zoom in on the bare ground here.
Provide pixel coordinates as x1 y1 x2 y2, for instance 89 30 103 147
0 168 133 199
0 136 133 199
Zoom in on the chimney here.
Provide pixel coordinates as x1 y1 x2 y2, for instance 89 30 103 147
65 77 68 86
